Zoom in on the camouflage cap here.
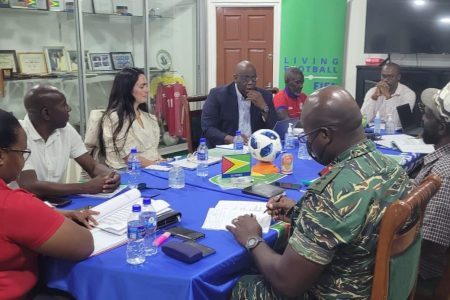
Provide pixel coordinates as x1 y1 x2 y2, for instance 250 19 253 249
421 82 450 123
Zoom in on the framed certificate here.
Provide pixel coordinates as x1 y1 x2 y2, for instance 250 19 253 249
110 52 134 70
0 50 19 73
17 52 48 74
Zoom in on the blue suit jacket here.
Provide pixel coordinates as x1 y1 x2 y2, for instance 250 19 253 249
201 83 277 147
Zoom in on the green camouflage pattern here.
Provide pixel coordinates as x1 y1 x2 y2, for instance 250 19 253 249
231 140 413 300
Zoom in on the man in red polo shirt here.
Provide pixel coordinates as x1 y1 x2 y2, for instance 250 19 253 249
273 67 307 120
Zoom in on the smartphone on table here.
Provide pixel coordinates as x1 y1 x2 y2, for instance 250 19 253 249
165 226 205 240
272 182 302 190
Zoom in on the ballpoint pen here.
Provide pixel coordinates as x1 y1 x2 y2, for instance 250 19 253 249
263 193 285 214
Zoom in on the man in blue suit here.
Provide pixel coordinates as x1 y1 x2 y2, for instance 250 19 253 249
201 60 277 147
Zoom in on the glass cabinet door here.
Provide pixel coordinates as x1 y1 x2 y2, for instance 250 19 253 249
0 7 81 130
148 0 198 155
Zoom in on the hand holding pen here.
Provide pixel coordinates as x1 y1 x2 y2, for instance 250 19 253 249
265 194 296 222
102 171 120 192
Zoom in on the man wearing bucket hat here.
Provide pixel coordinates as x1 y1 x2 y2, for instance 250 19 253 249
415 82 450 287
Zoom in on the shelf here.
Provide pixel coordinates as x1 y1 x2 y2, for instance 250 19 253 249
0 7 74 17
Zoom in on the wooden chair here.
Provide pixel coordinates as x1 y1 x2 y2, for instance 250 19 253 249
371 174 441 300
182 94 207 153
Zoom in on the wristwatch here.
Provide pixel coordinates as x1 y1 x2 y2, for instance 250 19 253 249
261 105 269 113
245 236 264 252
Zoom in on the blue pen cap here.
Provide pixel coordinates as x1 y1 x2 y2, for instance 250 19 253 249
132 204 141 212
130 148 137 154
143 198 151 205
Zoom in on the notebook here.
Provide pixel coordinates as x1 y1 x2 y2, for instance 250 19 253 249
397 104 423 136
273 118 300 140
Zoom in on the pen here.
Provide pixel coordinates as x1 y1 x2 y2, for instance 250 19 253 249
153 232 171 247
263 193 285 214
109 171 117 179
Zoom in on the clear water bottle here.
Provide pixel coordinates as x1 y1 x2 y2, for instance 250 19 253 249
126 204 146 265
374 112 381 135
285 123 295 150
233 130 244 153
298 141 312 160
385 113 395 134
168 157 185 189
127 148 141 189
196 138 209 177
140 198 157 256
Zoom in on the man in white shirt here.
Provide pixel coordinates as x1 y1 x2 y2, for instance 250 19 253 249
17 84 120 198
361 63 416 128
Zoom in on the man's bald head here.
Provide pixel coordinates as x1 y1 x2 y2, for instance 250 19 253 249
24 84 65 117
301 85 363 134
23 84 70 130
233 60 257 97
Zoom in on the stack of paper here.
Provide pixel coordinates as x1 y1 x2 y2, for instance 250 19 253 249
375 134 434 153
201 200 272 233
169 156 222 170
90 189 172 256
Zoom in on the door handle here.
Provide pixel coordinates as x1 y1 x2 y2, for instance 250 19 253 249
267 53 273 60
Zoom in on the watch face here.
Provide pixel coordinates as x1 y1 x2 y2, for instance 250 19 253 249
248 238 258 247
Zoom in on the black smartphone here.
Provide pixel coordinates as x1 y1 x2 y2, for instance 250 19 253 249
44 197 72 208
272 182 302 190
183 240 216 257
242 183 285 198
165 226 205 240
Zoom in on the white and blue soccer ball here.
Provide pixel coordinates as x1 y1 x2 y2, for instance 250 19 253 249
249 129 282 162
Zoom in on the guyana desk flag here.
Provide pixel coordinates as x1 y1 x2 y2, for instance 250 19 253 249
221 154 251 178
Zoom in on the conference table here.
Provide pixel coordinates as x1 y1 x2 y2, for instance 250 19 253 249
43 144 422 300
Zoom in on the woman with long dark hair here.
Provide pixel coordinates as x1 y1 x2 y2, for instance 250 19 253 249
0 109 94 299
99 67 162 169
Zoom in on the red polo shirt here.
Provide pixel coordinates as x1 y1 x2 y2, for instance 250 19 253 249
273 89 307 118
0 179 64 300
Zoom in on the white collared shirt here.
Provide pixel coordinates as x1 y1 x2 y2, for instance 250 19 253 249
20 115 87 183
361 83 416 128
235 84 252 137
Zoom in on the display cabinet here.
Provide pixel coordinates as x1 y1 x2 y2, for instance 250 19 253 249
0 0 201 154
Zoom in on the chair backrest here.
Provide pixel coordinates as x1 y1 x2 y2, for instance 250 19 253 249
84 109 105 163
371 174 442 300
183 95 207 153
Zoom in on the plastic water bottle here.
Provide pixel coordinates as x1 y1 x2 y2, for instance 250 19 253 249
127 148 141 189
374 112 381 135
168 157 185 189
140 198 157 256
386 113 395 134
233 130 244 153
298 141 312 160
126 204 146 265
196 138 209 177
285 123 295 150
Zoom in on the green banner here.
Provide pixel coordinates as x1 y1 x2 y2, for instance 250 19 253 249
279 0 347 94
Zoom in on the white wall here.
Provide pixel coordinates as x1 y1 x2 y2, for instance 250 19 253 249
344 0 450 97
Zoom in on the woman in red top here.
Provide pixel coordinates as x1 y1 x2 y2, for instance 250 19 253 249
0 109 94 300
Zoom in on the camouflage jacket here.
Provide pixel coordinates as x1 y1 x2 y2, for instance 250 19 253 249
288 139 413 299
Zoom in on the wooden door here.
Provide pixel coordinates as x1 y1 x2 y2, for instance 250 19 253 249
216 7 274 88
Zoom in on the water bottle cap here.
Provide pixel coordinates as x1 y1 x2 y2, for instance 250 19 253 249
200 137 206 143
236 130 241 135
131 148 138 154
132 204 141 212
143 198 151 205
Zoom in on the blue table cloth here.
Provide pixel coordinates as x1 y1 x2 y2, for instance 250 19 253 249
44 143 421 300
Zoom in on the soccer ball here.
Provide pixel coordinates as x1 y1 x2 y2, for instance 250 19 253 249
249 129 282 162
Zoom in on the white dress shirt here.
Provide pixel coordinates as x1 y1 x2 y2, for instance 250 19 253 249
235 84 252 137
361 83 416 128
20 115 87 183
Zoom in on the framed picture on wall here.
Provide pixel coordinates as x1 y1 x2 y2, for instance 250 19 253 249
2 68 13 79
0 50 19 73
110 52 134 70
43 46 70 73
89 53 113 71
17 52 48 74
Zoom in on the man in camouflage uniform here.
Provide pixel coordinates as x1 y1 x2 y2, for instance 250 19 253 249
227 86 413 299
